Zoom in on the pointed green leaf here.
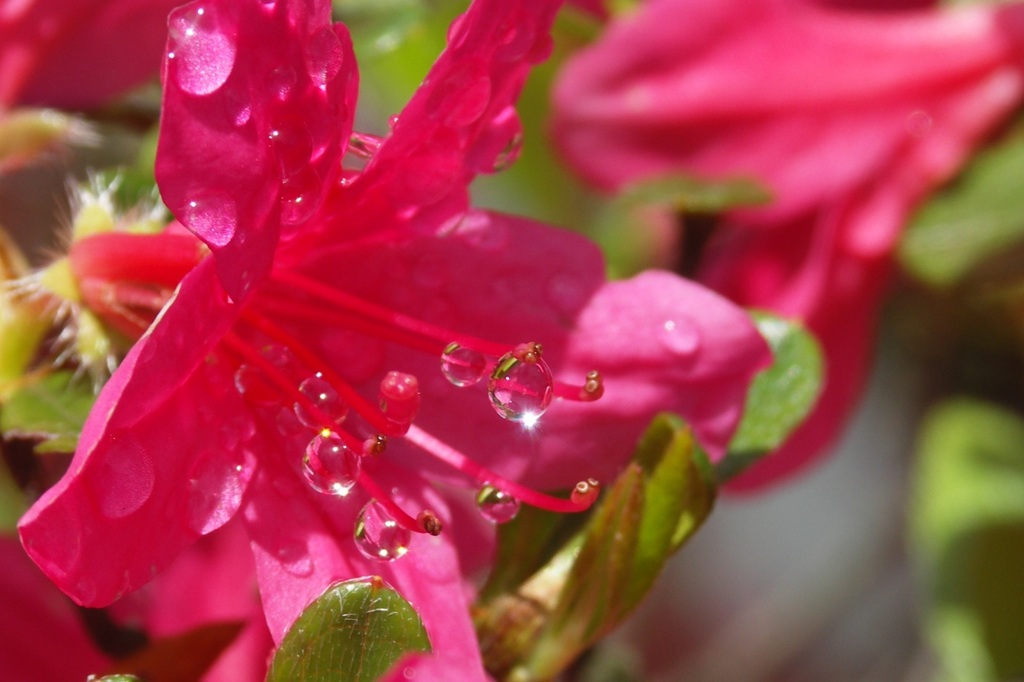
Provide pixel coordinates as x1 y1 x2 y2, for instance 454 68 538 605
910 398 1024 682
505 415 715 680
1 371 96 453
716 312 824 482
900 130 1024 288
267 577 431 682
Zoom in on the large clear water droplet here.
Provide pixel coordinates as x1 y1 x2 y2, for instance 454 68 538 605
167 5 236 96
280 167 321 226
295 372 348 428
476 485 519 524
182 193 237 248
303 432 360 496
440 342 487 387
354 500 411 562
487 349 554 422
268 119 313 177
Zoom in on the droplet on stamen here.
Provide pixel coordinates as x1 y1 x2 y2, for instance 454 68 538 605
379 371 420 432
476 484 520 523
440 342 487 387
295 372 348 428
302 432 360 496
354 500 411 562
487 344 554 422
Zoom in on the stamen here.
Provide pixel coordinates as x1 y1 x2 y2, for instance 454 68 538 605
378 371 421 434
348 131 384 159
355 471 431 535
269 270 510 357
553 370 605 402
404 425 599 514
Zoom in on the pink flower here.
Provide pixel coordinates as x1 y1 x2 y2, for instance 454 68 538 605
0 0 183 109
19 0 769 673
552 0 1024 489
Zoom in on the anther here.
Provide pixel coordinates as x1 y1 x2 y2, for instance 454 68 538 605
570 478 601 506
513 341 543 364
417 510 443 536
362 434 387 456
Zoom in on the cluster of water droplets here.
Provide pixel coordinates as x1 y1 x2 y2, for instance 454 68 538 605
439 341 554 424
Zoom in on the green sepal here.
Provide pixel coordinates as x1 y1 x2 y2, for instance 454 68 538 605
716 312 824 482
900 129 1024 289
910 398 1024 681
267 577 431 682
0 371 96 453
476 415 716 681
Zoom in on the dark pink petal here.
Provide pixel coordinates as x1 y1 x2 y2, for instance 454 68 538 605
337 0 562 235
382 652 491 682
0 0 181 108
242 460 487 674
551 0 1024 217
0 536 109 679
156 0 358 300
297 212 769 487
18 260 257 606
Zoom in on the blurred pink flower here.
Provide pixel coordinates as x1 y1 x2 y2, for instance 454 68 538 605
0 0 182 109
552 0 1024 489
19 0 768 674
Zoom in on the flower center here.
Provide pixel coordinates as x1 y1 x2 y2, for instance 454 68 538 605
70 230 604 563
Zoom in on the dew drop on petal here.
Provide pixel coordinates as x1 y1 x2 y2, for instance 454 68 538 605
354 500 411 562
487 350 554 422
182 193 238 248
167 5 236 96
476 485 519 524
295 372 348 428
302 432 360 496
268 119 313 177
187 451 247 535
305 26 345 88
268 66 297 101
440 342 487 387
280 168 321 225
659 319 701 357
276 540 314 577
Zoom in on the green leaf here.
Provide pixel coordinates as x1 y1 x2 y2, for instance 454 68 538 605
716 312 824 482
615 173 772 214
0 371 96 453
900 130 1024 288
0 459 24 534
910 398 1024 682
267 577 431 682
475 415 716 680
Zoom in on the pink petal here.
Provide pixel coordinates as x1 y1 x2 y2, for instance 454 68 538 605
0 536 109 679
295 211 769 488
0 0 181 108
242 459 487 675
155 0 357 300
18 260 257 606
336 0 562 235
551 0 1024 217
382 652 492 682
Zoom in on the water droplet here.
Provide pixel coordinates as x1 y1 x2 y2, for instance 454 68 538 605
167 5 236 96
303 432 360 496
349 131 383 159
441 210 507 251
492 130 523 173
659 319 701 357
379 371 420 432
234 344 294 403
440 342 488 387
187 451 247 534
305 26 345 88
280 167 321 225
476 485 520 523
268 119 313 177
446 12 469 50
85 432 156 519
906 109 933 138
443 72 492 128
487 346 554 422
294 372 348 428
277 540 313 576
268 66 297 101
495 12 536 62
182 193 238 248
354 500 411 562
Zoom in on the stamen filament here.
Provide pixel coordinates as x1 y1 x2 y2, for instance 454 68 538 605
355 471 429 535
404 425 597 514
222 332 366 453
256 295 440 355
553 371 604 403
238 311 399 436
270 270 510 358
